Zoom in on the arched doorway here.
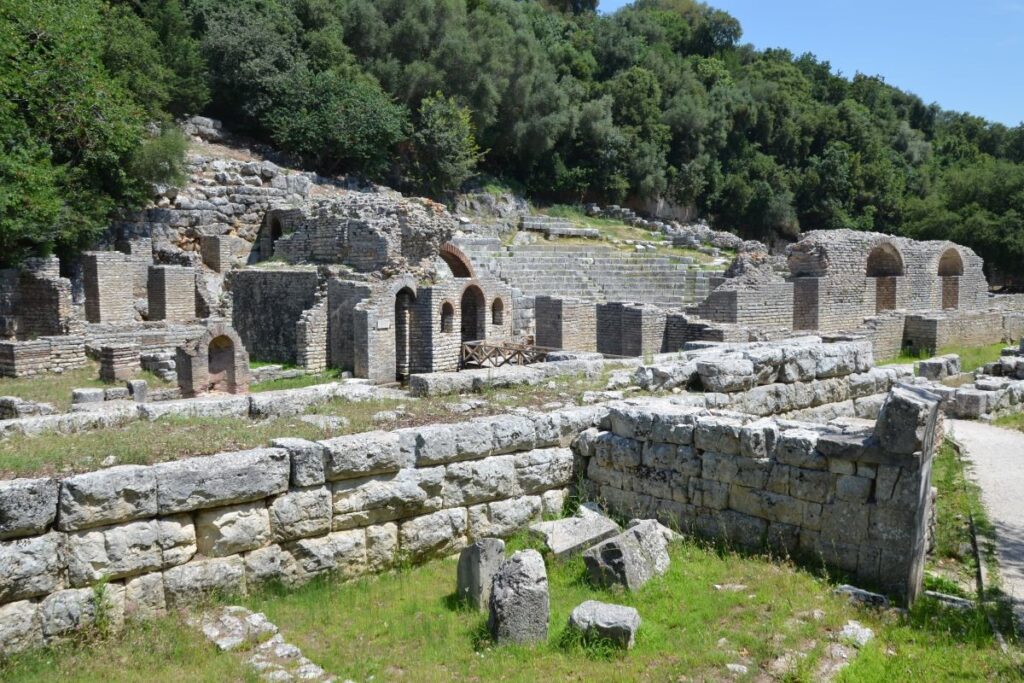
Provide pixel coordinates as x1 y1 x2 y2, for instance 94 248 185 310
440 302 454 333
866 243 903 313
395 287 416 381
460 286 486 344
491 298 505 326
208 335 235 392
938 248 963 310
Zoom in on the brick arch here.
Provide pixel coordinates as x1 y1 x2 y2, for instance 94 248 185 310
866 242 904 277
938 248 964 277
439 243 475 279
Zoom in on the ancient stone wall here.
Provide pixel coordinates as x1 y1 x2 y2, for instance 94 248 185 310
903 310 1008 354
578 386 940 602
229 268 320 364
694 283 794 328
148 266 196 323
296 297 329 374
0 407 599 654
0 336 87 378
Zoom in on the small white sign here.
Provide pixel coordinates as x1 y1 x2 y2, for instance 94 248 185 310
376 319 392 330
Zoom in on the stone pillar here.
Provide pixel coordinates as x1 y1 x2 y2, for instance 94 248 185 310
620 305 666 357
148 266 196 322
83 252 135 323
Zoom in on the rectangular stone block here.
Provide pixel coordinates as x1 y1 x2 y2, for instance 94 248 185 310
513 447 574 494
366 523 398 572
0 477 58 539
468 497 542 539
124 572 166 620
154 448 289 514
321 431 406 481
729 486 804 526
163 556 246 608
268 486 332 543
399 508 468 561
286 529 366 581
39 584 124 641
272 438 326 487
0 600 43 654
58 465 158 531
195 502 272 557
694 416 744 454
331 469 443 530
0 532 65 602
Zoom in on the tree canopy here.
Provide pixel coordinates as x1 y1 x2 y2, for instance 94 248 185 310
3 0 1024 276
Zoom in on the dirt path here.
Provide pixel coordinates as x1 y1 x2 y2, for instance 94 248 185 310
949 419 1024 626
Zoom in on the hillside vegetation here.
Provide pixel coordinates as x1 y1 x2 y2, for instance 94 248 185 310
3 0 1023 275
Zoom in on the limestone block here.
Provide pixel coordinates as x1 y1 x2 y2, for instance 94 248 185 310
789 469 833 503
728 486 804 526
58 465 158 531
272 438 326 487
124 572 166 620
268 487 332 543
443 456 519 507
0 600 42 654
488 550 549 645
486 414 537 454
39 584 125 641
468 497 542 539
514 447 574 494
455 426 495 460
0 477 58 539
0 532 65 602
244 544 293 586
696 357 756 393
249 384 337 419
693 416 744 454
775 429 826 470
67 521 163 586
594 432 642 470
528 507 620 558
568 600 641 649
163 556 247 608
331 468 443 530
607 405 656 440
196 502 272 557
688 478 729 510
404 424 458 466
875 386 940 456
286 529 366 581
836 475 873 503
320 431 406 481
457 538 506 610
740 419 779 459
582 520 669 591
399 508 468 561
541 489 568 517
365 523 398 572
154 448 289 514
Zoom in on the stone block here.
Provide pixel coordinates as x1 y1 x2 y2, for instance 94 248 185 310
789 469 832 504
528 507 620 558
66 520 177 586
154 448 289 514
399 508 468 561
514 448 575 494
582 520 670 591
272 438 326 487
39 584 124 641
488 550 549 645
486 414 537 454
875 386 940 456
457 538 506 611
320 431 407 481
594 432 642 470
443 456 519 507
694 416 744 454
163 556 247 608
696 357 756 393
0 477 58 539
404 424 458 466
365 523 398 572
568 600 640 650
468 497 542 539
541 489 567 517
836 475 873 503
243 544 293 586
268 486 332 543
196 502 272 557
729 486 804 526
331 469 443 530
0 600 42 654
286 529 366 581
58 465 158 531
0 532 65 602
124 573 166 620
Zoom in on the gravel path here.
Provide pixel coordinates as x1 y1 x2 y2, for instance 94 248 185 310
948 419 1024 625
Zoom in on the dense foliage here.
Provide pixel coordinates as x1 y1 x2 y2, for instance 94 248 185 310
2 0 1023 276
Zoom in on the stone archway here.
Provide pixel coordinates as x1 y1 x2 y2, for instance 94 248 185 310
938 248 964 310
395 287 416 381
491 297 505 326
866 243 904 313
439 243 475 279
460 285 486 344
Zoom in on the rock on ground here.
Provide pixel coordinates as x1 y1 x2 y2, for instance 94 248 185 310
456 538 505 611
567 600 641 649
582 519 670 591
488 549 549 645
528 506 620 558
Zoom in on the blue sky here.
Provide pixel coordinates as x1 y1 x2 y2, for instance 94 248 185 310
599 1 1023 126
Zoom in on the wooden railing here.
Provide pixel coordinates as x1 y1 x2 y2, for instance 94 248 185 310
460 340 555 369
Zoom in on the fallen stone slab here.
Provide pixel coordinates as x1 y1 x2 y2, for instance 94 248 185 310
456 538 505 611
528 507 620 558
568 600 641 649
582 519 670 591
488 549 549 645
834 584 890 608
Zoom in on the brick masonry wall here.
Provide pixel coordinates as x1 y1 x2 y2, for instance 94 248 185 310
621 305 667 357
0 407 601 654
83 253 135 324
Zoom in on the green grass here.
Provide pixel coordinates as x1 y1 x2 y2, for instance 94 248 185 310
0 615 254 682
0 361 174 411
879 342 1008 373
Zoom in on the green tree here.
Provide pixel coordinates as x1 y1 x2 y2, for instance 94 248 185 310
409 93 482 196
